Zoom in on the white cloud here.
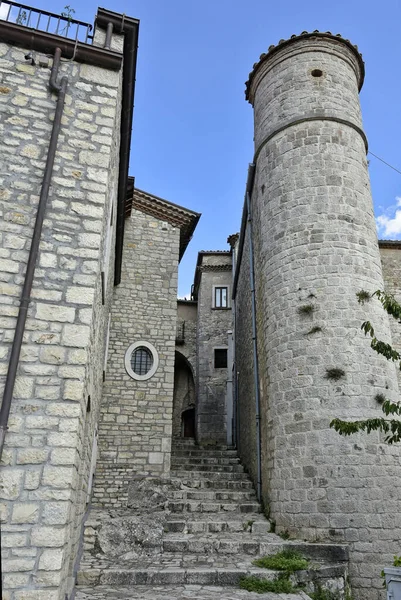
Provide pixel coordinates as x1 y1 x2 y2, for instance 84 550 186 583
376 197 401 238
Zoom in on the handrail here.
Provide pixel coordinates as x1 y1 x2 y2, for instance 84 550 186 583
0 0 93 44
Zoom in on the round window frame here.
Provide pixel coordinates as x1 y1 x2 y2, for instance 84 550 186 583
125 341 159 381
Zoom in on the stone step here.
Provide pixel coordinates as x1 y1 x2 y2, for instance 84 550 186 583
77 556 347 588
75 584 311 599
173 477 254 490
167 500 261 514
78 565 280 587
172 441 235 451
171 457 241 466
170 463 244 473
165 515 270 534
170 489 256 502
172 449 239 458
162 533 283 555
171 470 248 481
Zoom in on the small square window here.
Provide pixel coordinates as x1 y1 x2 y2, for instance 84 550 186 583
214 348 227 368
214 286 228 308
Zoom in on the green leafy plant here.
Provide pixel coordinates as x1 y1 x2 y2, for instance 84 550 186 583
243 519 254 532
375 393 386 404
253 549 308 572
393 555 401 567
331 290 401 444
309 586 352 600
239 574 296 594
278 529 290 540
307 325 323 335
298 304 315 316
60 5 75 35
325 368 345 381
356 290 371 305
16 10 27 25
270 519 276 533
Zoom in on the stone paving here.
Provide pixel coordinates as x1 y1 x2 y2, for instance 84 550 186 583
75 440 346 599
75 584 311 599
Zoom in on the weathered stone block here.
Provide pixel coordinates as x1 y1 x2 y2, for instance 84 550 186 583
36 303 75 324
30 526 66 547
11 503 40 524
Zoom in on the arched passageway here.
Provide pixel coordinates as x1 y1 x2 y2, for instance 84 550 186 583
173 351 196 439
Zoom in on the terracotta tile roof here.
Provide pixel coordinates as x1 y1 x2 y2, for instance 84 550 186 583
245 30 365 101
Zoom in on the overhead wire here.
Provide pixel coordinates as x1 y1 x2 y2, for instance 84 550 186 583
368 151 401 176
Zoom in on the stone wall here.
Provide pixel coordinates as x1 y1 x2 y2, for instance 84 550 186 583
244 33 401 599
173 301 197 437
176 301 197 370
92 208 179 508
0 33 123 599
196 253 232 444
234 225 259 485
380 245 401 385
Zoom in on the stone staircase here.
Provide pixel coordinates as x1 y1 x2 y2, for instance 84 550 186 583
75 439 349 599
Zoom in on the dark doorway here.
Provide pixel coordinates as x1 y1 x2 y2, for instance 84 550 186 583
182 408 195 438
173 351 196 439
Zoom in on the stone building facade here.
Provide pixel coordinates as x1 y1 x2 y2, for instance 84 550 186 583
2 9 401 600
192 251 233 445
233 32 401 600
173 300 197 438
0 7 140 599
92 189 199 508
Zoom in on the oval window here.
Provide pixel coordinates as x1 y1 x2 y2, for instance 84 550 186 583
125 341 159 381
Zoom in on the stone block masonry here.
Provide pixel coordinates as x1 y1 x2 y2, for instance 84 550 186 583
240 32 401 600
92 208 180 508
195 253 232 444
0 24 125 599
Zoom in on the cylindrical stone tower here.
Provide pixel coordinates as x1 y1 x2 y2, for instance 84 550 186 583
246 32 401 600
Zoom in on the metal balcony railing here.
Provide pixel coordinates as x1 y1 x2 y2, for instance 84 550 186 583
0 1 94 44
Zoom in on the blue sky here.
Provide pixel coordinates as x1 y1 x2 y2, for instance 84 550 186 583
2 0 401 296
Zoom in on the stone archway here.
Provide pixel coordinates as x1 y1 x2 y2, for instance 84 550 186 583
173 351 196 439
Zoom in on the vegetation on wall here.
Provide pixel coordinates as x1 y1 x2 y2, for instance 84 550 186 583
331 290 401 444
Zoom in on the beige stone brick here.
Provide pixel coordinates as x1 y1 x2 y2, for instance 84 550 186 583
63 379 84 402
13 376 34 399
80 64 119 87
11 503 40 524
21 144 41 159
42 501 70 525
24 470 41 490
62 324 90 348
16 448 48 464
42 466 74 488
0 470 23 500
67 348 87 364
3 572 30 588
66 286 95 305
39 252 57 268
38 548 64 571
25 416 58 430
50 448 77 465
40 346 66 365
36 303 75 323
11 94 28 107
46 403 81 418
31 526 66 547
2 558 34 572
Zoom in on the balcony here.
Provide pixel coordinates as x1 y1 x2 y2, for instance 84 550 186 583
0 0 94 44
